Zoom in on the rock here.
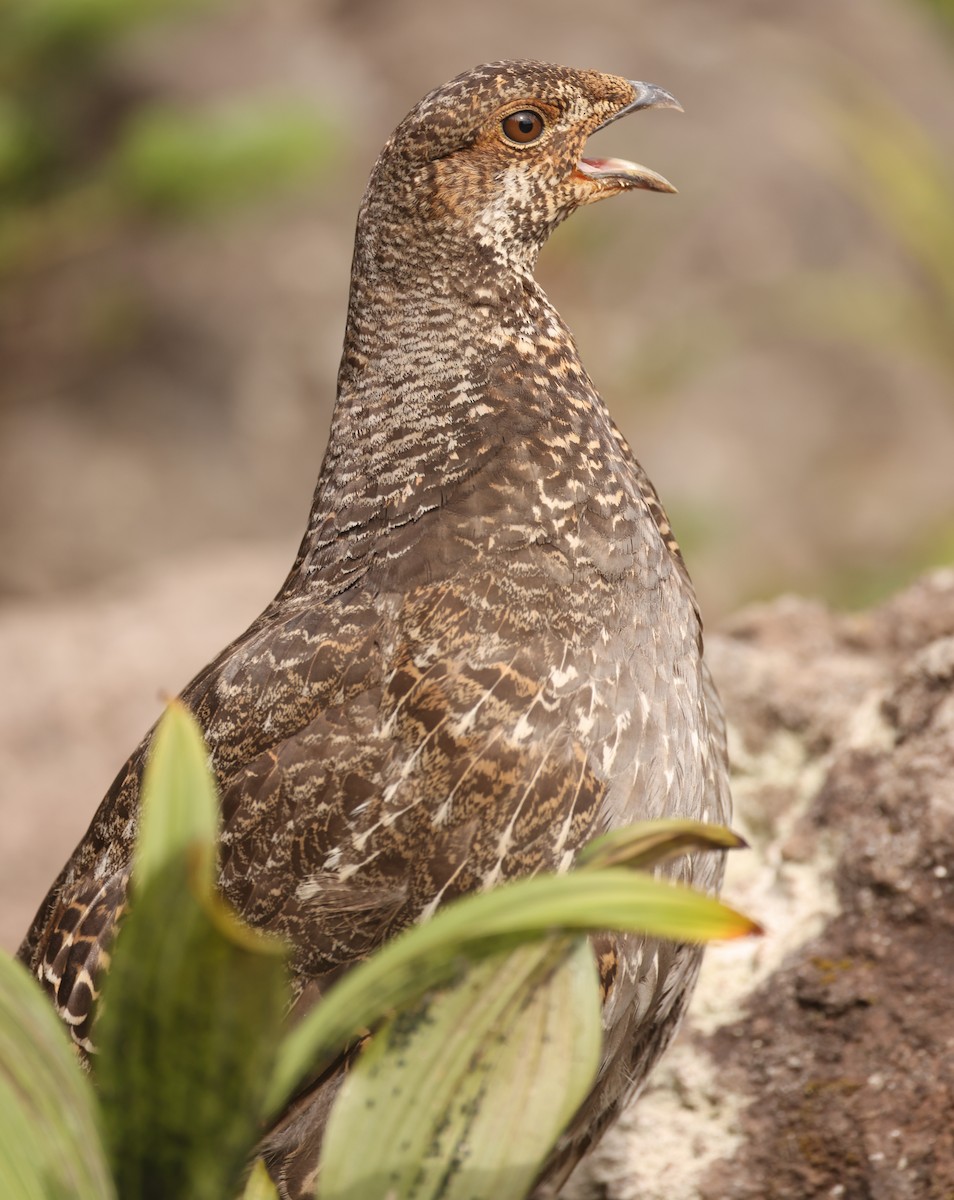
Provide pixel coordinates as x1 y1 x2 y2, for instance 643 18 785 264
568 569 954 1199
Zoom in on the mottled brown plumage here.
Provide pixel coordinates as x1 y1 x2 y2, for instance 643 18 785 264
20 61 730 1198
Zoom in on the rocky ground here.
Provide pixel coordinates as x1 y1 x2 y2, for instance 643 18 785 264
567 570 954 1199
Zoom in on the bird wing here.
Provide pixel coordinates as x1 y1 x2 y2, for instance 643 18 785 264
23 565 613 1039
212 577 608 981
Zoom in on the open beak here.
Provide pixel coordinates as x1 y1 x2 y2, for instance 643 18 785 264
576 81 682 195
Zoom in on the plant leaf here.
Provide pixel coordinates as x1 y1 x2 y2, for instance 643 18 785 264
242 1158 281 1200
0 952 115 1200
96 704 288 1200
576 819 746 872
319 939 601 1200
133 699 219 891
268 867 760 1116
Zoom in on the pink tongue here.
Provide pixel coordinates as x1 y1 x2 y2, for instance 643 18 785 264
580 157 611 170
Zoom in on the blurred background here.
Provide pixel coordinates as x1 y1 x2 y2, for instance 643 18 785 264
2 0 953 948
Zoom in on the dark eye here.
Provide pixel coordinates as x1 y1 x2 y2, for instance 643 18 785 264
501 109 545 145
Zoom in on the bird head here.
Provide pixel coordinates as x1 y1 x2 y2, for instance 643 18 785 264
359 60 681 279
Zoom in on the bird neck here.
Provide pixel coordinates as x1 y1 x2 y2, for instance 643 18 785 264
282 229 621 596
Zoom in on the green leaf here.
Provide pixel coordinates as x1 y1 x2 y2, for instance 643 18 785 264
133 699 219 891
242 1158 281 1200
0 952 115 1200
320 939 601 1200
268 867 760 1116
96 704 289 1200
576 819 746 872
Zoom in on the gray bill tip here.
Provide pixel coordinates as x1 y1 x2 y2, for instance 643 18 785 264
627 81 684 114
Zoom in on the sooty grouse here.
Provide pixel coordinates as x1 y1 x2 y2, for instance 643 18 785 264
20 61 731 1198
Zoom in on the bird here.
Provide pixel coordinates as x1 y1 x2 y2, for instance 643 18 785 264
19 60 731 1198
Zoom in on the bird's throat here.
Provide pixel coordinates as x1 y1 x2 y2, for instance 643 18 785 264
284 252 635 603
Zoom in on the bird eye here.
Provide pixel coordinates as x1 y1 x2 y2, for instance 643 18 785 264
501 109 545 145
